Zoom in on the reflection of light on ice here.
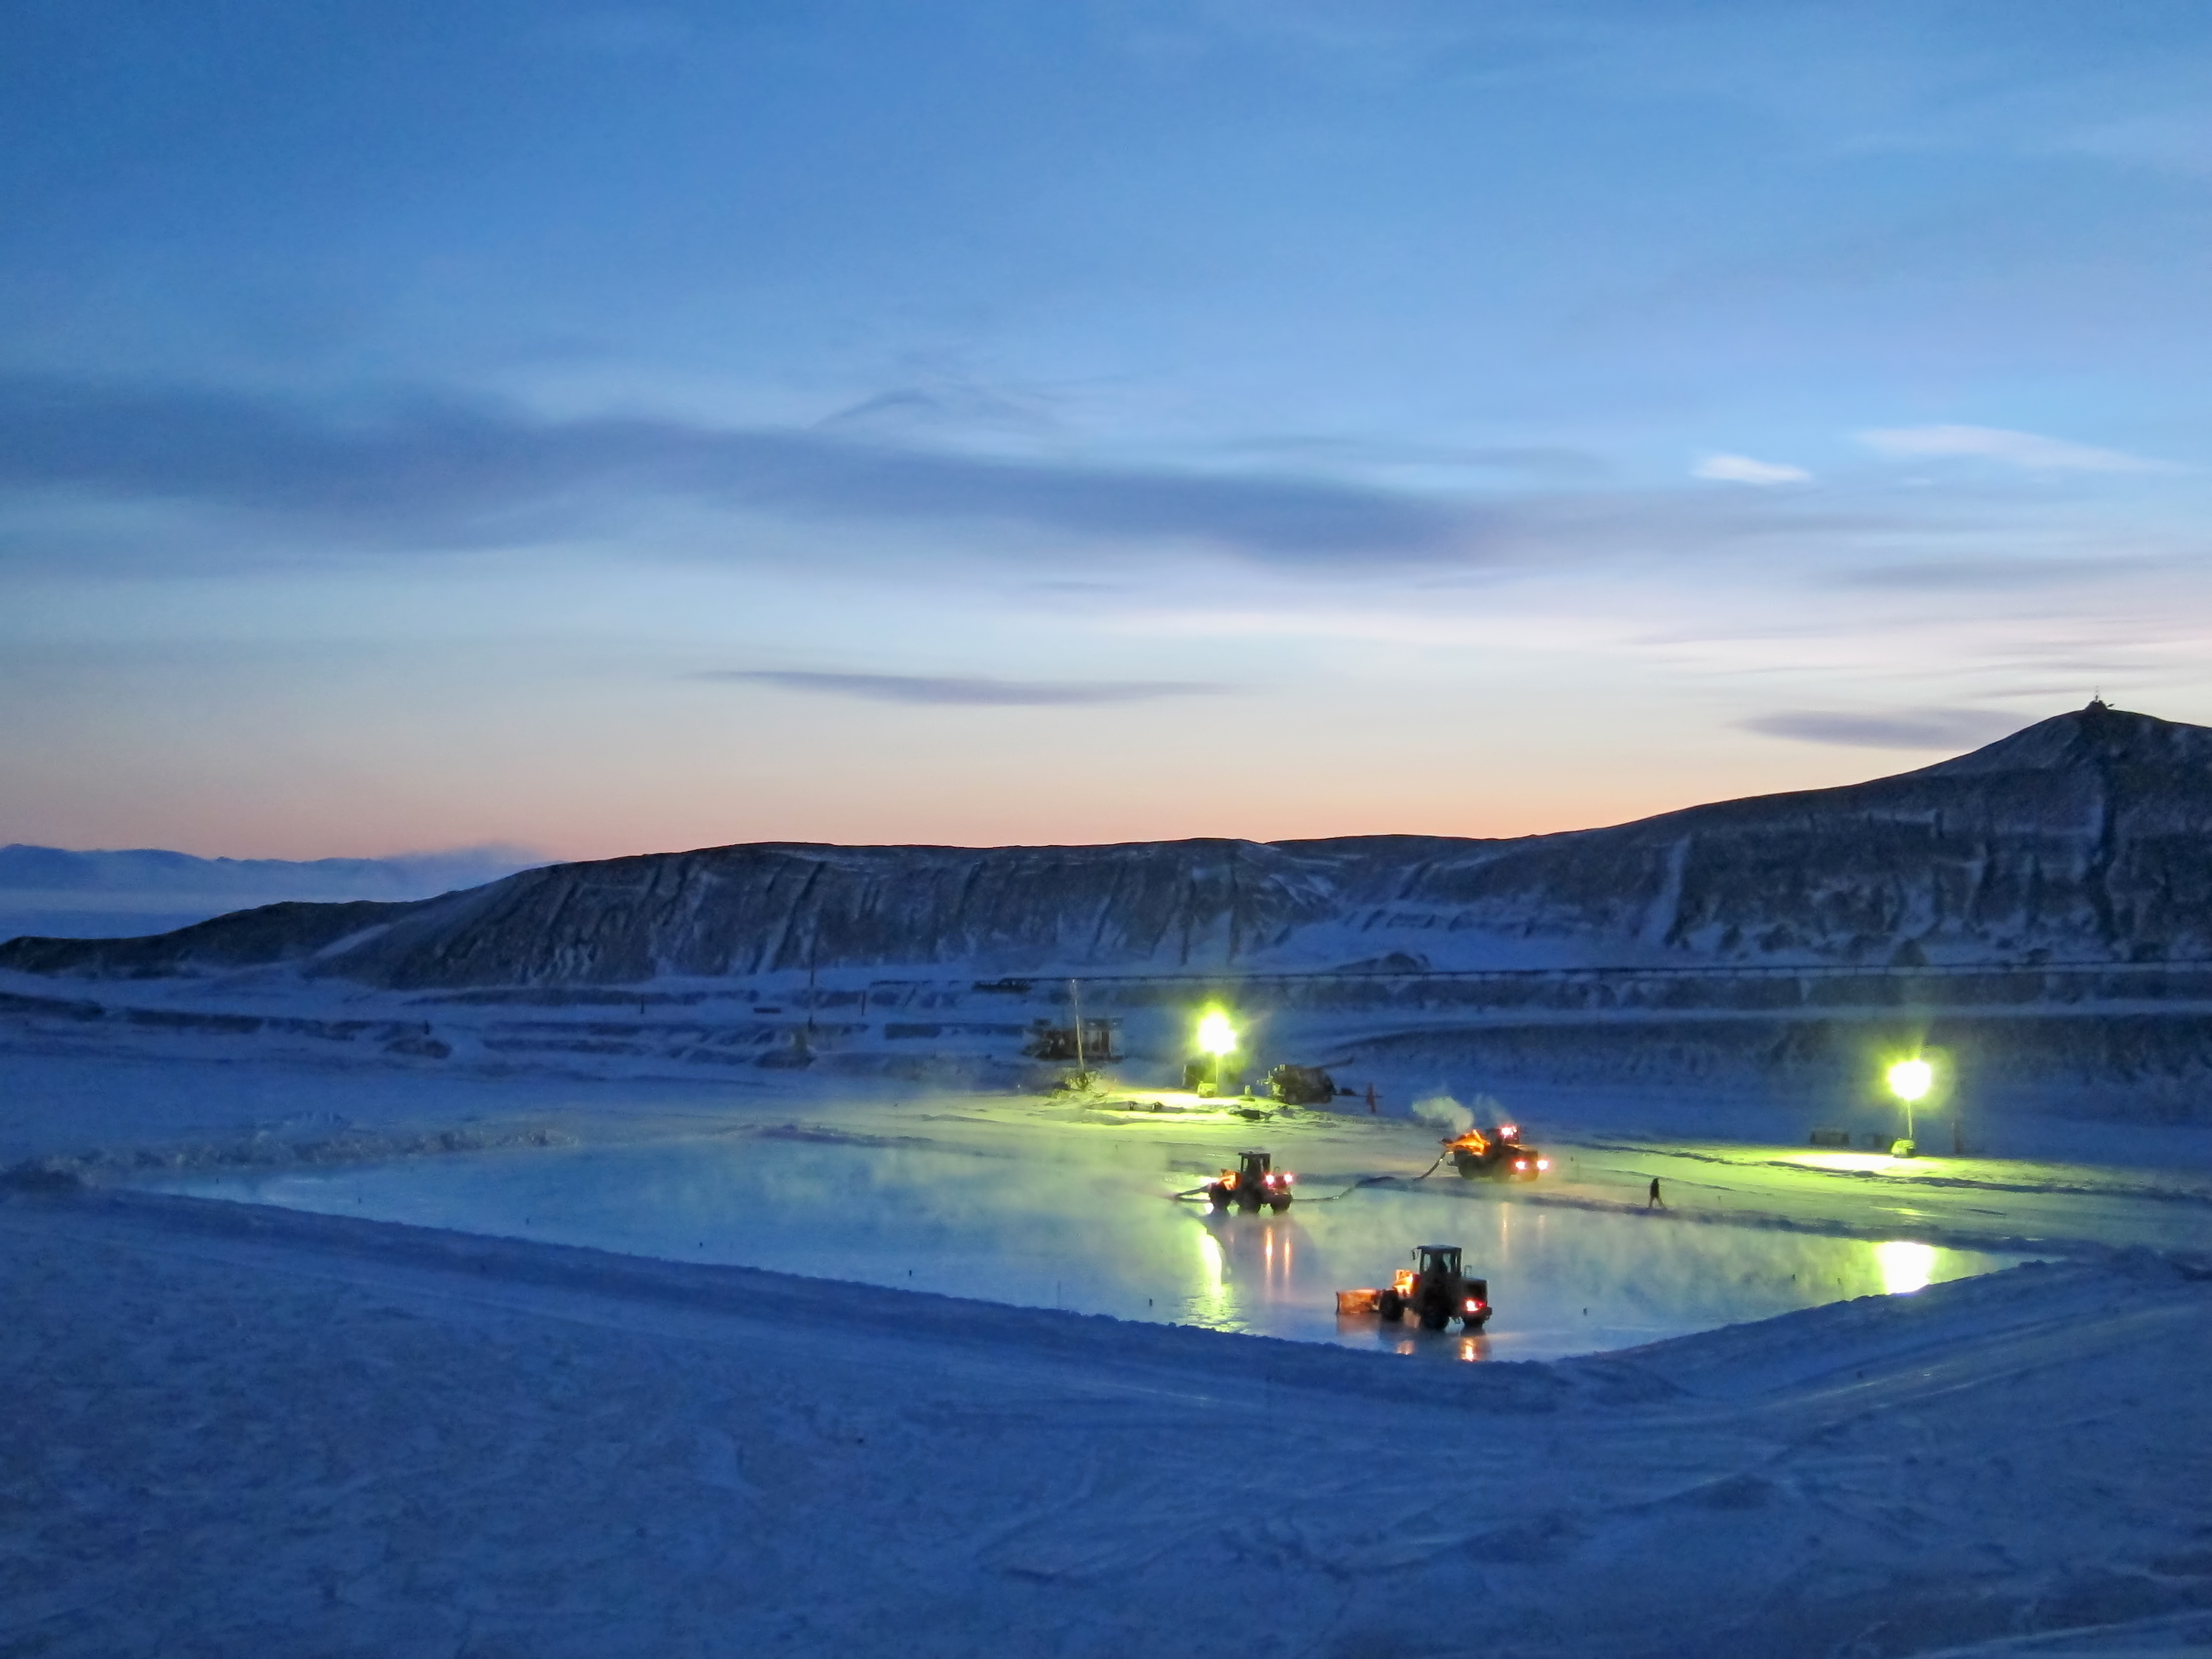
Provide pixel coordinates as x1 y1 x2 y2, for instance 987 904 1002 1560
1875 1240 1937 1295
1193 1226 1232 1324
1257 1222 1293 1293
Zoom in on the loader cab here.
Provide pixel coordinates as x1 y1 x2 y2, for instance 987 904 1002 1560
1238 1151 1274 1182
1416 1245 1463 1282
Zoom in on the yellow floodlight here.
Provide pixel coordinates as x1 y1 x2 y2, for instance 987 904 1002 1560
1885 1056 1938 1155
1196 1010 1238 1057
1887 1059 1933 1102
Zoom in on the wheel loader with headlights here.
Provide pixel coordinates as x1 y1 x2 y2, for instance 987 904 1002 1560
1338 1245 1491 1331
1205 1149 1294 1214
1444 1122 1551 1181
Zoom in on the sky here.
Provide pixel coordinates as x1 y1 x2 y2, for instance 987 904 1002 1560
5 0 2212 861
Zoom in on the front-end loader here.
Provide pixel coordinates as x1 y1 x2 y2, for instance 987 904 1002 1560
1372 1245 1490 1331
1444 1122 1551 1181
1207 1149 1294 1213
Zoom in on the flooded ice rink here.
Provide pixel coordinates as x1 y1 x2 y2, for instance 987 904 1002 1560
166 1131 2024 1361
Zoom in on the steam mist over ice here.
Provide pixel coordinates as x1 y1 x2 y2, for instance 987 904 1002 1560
1411 1093 1484 1134
165 1131 2020 1359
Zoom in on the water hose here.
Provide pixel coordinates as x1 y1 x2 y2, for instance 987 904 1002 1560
1168 1154 1446 1204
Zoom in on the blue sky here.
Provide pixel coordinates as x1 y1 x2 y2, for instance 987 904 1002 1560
5 1 2211 858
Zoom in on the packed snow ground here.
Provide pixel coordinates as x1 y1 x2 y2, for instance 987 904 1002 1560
7 1048 2212 1656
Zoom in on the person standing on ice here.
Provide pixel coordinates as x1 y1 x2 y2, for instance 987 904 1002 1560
1364 1084 1378 1114
1647 1178 1665 1209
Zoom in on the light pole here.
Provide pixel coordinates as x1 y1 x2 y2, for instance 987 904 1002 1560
1887 1057 1933 1157
1196 1010 1238 1097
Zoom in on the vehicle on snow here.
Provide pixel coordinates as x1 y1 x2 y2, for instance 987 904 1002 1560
1266 1064 1339 1105
1444 1122 1551 1181
1336 1245 1491 1332
1184 1057 1248 1096
1207 1149 1295 1213
1023 1017 1119 1064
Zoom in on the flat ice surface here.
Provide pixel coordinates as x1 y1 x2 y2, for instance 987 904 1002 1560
166 1131 2018 1359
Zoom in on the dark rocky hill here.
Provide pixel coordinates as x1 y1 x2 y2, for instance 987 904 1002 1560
7 701 2210 989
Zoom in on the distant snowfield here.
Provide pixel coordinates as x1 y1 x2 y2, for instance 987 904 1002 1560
0 841 540 942
7 1042 2212 1656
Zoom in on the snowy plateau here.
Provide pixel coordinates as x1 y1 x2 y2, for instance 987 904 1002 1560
5 702 2212 1658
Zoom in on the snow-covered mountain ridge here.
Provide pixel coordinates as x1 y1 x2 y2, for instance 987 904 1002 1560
7 702 2210 989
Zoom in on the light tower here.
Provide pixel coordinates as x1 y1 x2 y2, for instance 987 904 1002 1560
1887 1057 1933 1158
1196 1009 1238 1097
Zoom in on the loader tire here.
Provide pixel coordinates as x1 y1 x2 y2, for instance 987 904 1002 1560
1419 1303 1449 1332
1378 1290 1403 1322
1270 1196 1291 1214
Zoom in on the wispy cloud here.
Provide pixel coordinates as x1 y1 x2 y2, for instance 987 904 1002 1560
700 671 1233 706
1836 553 2177 591
1857 424 2175 474
813 377 1059 440
1694 453 1812 486
1741 707 2026 751
0 377 2131 597
1213 435 1608 480
0 376 1473 566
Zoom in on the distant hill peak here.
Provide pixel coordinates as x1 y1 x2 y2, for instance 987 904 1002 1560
1909 702 2212 780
